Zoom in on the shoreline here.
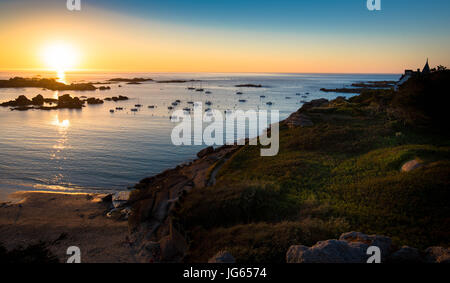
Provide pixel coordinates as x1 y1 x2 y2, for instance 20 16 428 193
0 191 136 263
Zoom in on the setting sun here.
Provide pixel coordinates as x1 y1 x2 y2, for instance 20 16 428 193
41 42 79 80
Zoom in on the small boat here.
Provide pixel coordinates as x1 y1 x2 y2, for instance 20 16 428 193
260 95 266 98
302 95 308 98
172 102 178 106
205 101 212 106
131 108 138 112
196 88 204 92
148 105 155 109
266 102 273 106
305 92 310 95
285 97 291 99
236 92 243 95
205 108 211 112
175 99 181 103
187 87 195 90
187 101 194 105
295 93 301 96
110 109 115 113
183 107 191 112
135 104 142 107
168 106 174 110
239 99 247 103
205 91 212 94
115 107 123 110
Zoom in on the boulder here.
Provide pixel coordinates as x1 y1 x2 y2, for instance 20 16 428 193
15 95 32 106
339 231 392 258
401 159 423 172
388 246 422 263
425 246 450 263
106 206 131 220
112 191 131 208
208 251 236 263
197 146 214 158
287 232 392 263
287 240 369 263
31 94 44 105
106 208 122 219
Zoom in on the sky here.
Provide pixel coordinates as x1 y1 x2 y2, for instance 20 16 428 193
0 0 449 73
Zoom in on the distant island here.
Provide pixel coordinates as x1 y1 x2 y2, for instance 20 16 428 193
157 79 200 83
235 84 264 88
320 80 397 93
107 77 153 83
0 77 97 91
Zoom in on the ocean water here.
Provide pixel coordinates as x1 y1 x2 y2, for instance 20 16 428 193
0 71 399 200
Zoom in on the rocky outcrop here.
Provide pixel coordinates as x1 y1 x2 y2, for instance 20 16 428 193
208 251 236 263
197 146 214 158
128 145 240 263
287 239 371 263
57 94 84 109
104 191 132 220
0 95 32 107
86 97 104 104
339 231 392 259
105 96 129 102
425 247 450 263
1 94 123 111
287 232 448 263
389 246 422 263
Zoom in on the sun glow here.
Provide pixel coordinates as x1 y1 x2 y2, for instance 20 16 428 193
41 42 79 83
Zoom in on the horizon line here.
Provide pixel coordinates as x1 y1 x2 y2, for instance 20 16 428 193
0 68 402 76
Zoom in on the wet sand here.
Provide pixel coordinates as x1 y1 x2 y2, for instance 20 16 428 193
0 191 136 263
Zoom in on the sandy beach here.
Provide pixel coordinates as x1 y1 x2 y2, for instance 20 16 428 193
0 191 136 263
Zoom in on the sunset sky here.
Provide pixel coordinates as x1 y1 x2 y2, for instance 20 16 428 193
0 0 449 73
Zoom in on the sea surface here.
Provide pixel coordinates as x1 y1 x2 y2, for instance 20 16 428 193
0 71 400 200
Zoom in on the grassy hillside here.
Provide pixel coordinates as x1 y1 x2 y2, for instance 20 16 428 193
172 71 450 263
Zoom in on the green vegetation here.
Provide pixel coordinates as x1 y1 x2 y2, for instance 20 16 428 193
173 71 450 263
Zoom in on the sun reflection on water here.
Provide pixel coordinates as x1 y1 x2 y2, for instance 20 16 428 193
56 70 67 84
52 115 70 129
51 114 70 154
